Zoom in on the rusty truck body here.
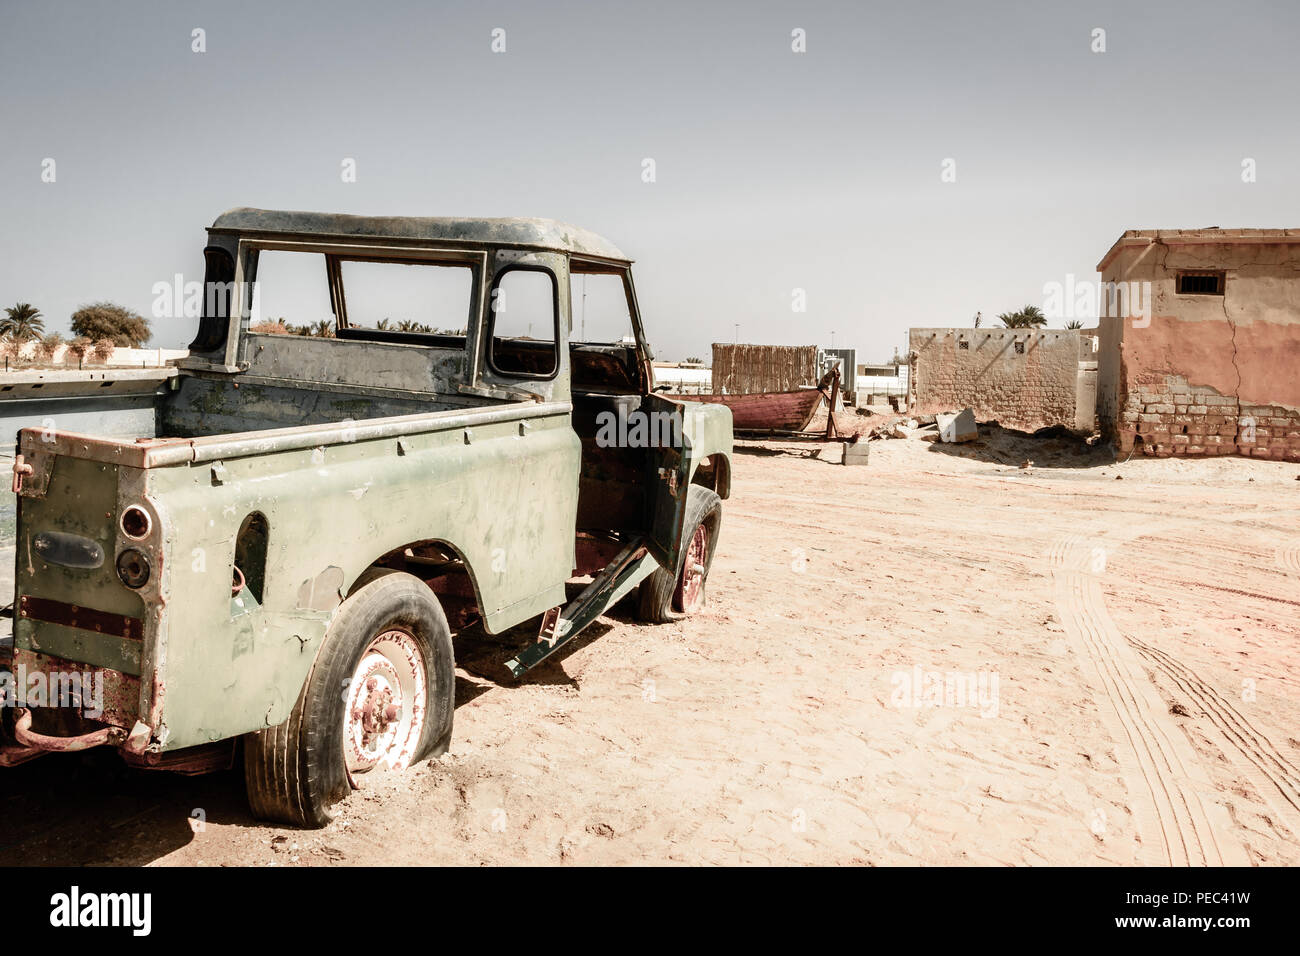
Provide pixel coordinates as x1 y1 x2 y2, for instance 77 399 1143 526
0 209 732 825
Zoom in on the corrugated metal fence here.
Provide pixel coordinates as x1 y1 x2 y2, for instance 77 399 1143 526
711 343 818 394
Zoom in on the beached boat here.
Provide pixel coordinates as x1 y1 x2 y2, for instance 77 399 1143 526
675 386 824 433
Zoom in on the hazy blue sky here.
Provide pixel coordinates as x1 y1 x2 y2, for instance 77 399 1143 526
2 0 1298 359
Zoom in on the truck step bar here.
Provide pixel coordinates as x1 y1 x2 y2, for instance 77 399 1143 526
505 538 658 677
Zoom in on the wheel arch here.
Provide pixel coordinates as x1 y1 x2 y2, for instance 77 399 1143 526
690 452 732 499
346 536 485 617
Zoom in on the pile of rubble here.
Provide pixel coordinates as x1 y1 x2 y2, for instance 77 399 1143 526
865 408 979 443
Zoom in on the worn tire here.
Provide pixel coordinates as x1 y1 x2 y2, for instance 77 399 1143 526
636 485 722 624
346 565 400 597
244 572 455 828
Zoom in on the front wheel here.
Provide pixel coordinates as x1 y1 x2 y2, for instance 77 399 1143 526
244 572 455 827
636 485 722 623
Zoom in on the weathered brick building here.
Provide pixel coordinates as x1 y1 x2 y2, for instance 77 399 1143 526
909 328 1097 432
1096 229 1300 461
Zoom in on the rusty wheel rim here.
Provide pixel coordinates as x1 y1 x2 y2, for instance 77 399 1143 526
344 628 426 776
675 522 709 612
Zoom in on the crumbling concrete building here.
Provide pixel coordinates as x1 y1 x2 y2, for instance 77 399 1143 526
908 328 1097 432
1096 229 1300 461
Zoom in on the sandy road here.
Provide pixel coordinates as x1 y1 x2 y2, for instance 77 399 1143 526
1 426 1299 866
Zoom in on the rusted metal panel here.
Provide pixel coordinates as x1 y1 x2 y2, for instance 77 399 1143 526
98 665 141 728
574 533 624 575
120 739 235 774
2 644 138 750
19 596 144 641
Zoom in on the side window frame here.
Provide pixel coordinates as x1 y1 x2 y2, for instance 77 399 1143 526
236 238 485 355
569 258 648 349
331 254 477 334
569 256 653 393
486 263 561 381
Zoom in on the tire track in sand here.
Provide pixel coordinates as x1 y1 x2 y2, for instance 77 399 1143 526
1048 537 1248 866
1128 634 1300 837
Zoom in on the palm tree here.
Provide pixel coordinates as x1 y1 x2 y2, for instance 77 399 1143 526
2 302 45 341
998 305 1047 329
312 319 335 338
375 318 392 331
1064 319 1084 330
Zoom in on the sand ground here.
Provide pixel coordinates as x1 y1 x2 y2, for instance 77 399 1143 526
2 421 1299 866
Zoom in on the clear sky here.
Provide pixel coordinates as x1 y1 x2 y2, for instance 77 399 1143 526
2 0 1297 360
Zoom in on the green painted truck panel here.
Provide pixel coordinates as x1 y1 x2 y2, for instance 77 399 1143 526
15 404 579 750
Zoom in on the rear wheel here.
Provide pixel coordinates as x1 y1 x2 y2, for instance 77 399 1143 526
636 485 722 623
343 628 428 776
244 572 454 827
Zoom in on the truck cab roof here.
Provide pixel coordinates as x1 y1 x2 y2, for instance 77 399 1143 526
210 207 630 263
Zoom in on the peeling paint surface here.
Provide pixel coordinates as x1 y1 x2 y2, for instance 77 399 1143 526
1098 234 1300 460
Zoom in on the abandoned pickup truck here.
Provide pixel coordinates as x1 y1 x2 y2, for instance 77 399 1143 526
0 209 732 826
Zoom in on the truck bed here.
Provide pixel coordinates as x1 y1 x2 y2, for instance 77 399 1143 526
11 391 579 751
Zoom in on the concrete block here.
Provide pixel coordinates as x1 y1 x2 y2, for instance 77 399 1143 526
843 440 869 466
936 408 978 443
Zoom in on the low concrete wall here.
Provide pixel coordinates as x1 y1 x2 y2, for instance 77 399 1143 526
908 328 1094 431
1 344 187 368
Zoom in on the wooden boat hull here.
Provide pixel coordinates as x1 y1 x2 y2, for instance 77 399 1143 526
676 388 823 433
